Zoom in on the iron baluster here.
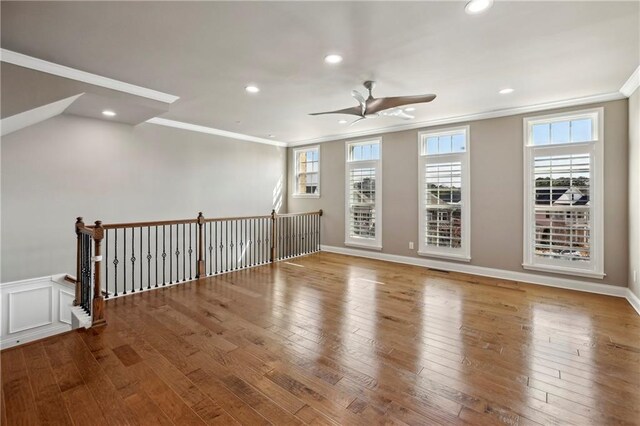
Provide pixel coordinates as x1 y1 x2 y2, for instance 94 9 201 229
131 227 136 293
189 223 193 280
105 229 109 299
113 229 119 296
155 226 158 288
182 223 186 282
123 228 127 295
162 225 166 286
174 224 180 283
147 226 152 290
139 227 143 291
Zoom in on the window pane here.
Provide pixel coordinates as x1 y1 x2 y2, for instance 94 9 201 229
371 143 380 159
424 161 462 248
353 145 362 161
533 123 550 145
533 153 591 262
571 119 592 142
551 121 570 144
349 167 376 239
452 134 466 152
362 144 371 160
438 135 452 154
426 137 439 155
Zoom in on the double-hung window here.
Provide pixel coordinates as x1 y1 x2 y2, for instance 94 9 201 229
345 138 382 249
418 126 470 261
293 146 320 197
523 108 604 278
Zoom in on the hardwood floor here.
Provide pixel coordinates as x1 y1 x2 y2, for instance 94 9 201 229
2 252 639 425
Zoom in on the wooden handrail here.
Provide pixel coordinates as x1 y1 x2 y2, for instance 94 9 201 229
89 218 198 229
274 210 323 218
203 214 271 222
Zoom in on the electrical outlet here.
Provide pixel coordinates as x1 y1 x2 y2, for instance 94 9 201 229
409 241 414 250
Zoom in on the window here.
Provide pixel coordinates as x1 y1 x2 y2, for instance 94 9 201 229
293 146 320 197
345 139 382 249
418 126 470 261
523 108 604 278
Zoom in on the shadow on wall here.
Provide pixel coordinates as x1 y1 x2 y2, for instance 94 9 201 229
273 175 284 212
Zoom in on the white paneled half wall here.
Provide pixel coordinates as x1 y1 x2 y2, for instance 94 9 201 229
0 274 75 349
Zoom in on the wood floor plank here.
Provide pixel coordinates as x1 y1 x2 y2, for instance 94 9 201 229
2 252 639 425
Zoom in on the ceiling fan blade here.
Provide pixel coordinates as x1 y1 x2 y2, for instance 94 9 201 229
309 105 363 116
379 109 415 120
366 94 436 114
349 117 367 126
351 90 367 115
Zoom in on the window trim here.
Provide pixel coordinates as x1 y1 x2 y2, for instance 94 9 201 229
292 145 320 199
344 138 383 250
417 126 471 262
522 107 605 279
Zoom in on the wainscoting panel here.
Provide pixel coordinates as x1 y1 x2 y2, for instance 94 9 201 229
8 285 53 333
1 274 75 349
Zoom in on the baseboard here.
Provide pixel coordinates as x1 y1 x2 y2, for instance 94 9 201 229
625 288 640 315
0 323 72 350
320 245 638 314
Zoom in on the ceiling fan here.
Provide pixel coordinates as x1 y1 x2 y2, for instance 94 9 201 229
310 80 436 125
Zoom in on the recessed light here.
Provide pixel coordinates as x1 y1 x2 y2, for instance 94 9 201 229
338 119 348 124
102 110 116 117
404 107 416 112
245 85 260 93
499 88 514 95
465 0 493 14
324 54 343 64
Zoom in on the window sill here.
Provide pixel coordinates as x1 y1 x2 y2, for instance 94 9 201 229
345 242 382 251
418 251 471 262
522 263 605 279
292 194 320 199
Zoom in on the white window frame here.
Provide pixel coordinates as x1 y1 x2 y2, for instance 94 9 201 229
523 108 604 279
293 145 320 198
418 126 471 261
345 138 382 250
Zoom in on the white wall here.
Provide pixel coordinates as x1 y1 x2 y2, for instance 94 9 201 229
1 114 287 282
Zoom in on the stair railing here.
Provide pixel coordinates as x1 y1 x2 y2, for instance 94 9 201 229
74 210 322 327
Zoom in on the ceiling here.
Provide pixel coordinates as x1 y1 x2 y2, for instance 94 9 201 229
1 1 638 144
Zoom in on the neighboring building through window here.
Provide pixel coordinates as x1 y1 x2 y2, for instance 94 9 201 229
523 108 604 278
293 146 320 197
345 138 382 249
418 126 470 261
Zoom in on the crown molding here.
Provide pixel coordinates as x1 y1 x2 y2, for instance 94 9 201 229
145 117 287 147
620 65 640 97
288 91 625 147
1 49 179 104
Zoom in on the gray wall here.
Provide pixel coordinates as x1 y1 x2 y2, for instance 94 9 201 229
629 89 640 298
1 114 287 282
289 99 629 288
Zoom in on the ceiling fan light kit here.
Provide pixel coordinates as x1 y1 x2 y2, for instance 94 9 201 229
310 81 436 125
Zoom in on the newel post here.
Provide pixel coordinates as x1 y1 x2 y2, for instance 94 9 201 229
270 209 276 263
92 221 106 327
74 217 84 306
197 212 205 280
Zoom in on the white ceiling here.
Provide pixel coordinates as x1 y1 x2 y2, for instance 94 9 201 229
1 1 638 144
